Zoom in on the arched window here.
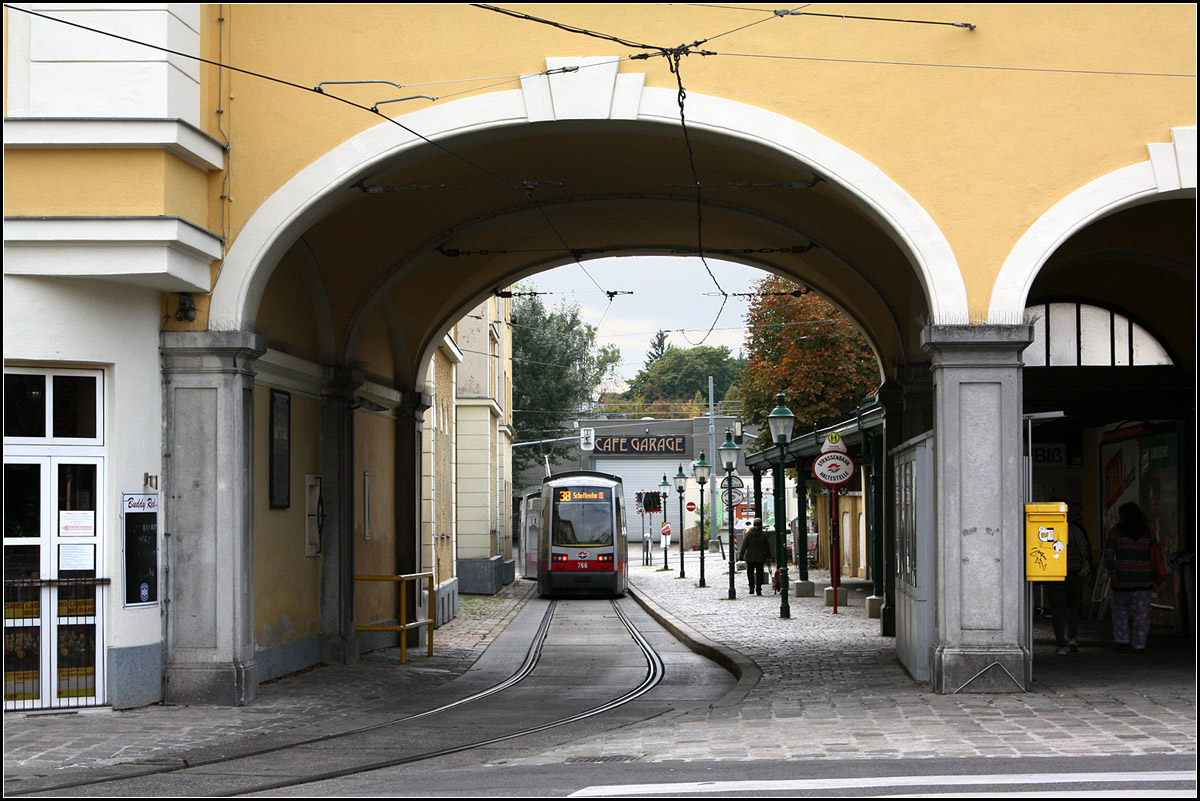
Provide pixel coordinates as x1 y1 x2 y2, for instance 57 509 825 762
1024 303 1173 368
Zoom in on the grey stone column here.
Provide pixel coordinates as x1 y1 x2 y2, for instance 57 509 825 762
161 331 266 705
395 390 431 645
922 325 1033 693
320 367 364 665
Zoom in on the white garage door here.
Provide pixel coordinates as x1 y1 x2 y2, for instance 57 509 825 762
593 458 681 542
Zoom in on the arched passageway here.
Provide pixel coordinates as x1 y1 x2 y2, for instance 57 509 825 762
167 63 991 703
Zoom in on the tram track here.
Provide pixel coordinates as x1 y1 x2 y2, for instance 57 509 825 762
10 599 665 798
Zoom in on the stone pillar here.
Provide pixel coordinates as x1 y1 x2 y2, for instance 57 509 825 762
395 390 431 645
320 367 363 665
922 325 1033 693
875 380 904 637
161 331 266 705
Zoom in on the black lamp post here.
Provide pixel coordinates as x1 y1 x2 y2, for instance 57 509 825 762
694 452 711 588
660 475 671 571
767 393 795 619
674 465 688 579
719 429 740 600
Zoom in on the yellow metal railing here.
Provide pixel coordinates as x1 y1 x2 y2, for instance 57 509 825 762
354 572 434 663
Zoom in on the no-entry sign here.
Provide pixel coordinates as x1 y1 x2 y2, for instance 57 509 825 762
813 451 856 486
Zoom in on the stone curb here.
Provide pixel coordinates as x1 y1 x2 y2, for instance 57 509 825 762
625 584 761 708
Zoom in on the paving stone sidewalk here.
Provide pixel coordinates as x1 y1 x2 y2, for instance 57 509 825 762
539 551 1195 764
3 580 536 780
4 550 1195 784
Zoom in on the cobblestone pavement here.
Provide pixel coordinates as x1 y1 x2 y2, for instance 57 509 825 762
4 550 1196 784
3 580 536 780
543 552 1195 765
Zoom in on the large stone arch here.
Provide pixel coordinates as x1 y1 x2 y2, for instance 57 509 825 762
987 126 1196 323
209 59 968 334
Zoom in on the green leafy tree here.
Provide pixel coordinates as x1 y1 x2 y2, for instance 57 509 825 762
739 276 879 444
644 330 669 369
511 291 621 472
624 345 745 416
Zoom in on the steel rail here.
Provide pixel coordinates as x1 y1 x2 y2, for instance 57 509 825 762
224 599 665 796
6 601 559 797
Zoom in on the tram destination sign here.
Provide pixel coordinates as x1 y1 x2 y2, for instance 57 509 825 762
593 434 687 455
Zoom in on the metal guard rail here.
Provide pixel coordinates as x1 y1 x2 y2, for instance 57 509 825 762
353 572 434 664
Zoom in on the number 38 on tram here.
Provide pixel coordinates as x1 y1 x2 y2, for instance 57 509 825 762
538 471 627 597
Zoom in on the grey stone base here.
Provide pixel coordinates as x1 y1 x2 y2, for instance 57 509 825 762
502 559 515 586
824 586 848 606
866 595 884 618
107 642 163 710
931 645 1029 693
257 637 324 682
435 577 459 627
457 555 504 594
165 660 258 706
793 580 815 598
356 622 402 653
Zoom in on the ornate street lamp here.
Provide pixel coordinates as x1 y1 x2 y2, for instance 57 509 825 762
660 474 671 570
693 452 711 588
674 465 688 579
767 394 795 618
719 428 741 600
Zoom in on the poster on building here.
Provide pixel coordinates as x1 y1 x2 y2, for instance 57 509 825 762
122 493 159 607
1100 426 1178 628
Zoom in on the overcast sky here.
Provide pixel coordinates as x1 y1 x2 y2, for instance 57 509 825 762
516 255 772 391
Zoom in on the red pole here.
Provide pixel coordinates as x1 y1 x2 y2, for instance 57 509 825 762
831 489 840 614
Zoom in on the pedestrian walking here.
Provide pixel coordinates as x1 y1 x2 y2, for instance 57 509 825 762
1047 499 1092 654
738 519 773 596
1103 501 1156 654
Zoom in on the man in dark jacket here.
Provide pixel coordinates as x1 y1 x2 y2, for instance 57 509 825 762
738 519 774 596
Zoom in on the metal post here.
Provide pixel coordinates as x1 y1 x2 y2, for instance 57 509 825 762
678 486 686 579
727 465 737 600
776 448 791 618
698 478 707 587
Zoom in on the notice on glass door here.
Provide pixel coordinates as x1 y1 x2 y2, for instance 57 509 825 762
59 510 95 537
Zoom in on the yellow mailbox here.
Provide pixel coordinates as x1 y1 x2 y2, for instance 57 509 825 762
1025 502 1068 581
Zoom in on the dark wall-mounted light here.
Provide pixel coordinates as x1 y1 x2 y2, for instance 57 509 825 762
175 293 197 322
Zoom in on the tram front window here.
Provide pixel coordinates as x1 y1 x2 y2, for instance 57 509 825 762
552 488 613 547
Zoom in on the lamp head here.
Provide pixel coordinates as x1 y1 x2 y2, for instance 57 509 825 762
767 393 795 446
719 428 740 471
673 464 688 493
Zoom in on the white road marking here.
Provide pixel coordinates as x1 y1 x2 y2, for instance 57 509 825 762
568 771 1197 797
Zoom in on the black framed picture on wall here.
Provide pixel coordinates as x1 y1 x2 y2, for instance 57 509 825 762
269 388 290 508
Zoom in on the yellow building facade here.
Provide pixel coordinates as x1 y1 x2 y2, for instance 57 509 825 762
4 5 1193 706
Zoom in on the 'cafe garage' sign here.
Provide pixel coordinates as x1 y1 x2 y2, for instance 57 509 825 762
593 435 687 455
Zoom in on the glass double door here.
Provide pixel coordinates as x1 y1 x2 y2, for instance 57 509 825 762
4 456 105 710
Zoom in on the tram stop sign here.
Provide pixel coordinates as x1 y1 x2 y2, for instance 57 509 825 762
813 451 855 486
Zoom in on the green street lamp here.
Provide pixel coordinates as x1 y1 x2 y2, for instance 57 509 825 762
660 474 671 571
719 429 741 600
693 452 711 588
767 394 795 619
674 465 688 579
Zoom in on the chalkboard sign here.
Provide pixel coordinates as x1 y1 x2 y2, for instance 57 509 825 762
123 493 158 606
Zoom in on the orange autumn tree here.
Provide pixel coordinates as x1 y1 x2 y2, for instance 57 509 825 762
739 276 880 444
